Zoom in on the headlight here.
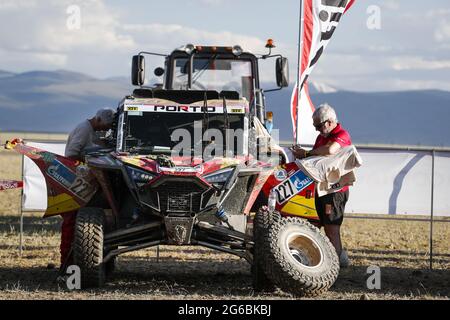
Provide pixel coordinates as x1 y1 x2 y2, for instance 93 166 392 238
127 166 155 186
204 167 234 186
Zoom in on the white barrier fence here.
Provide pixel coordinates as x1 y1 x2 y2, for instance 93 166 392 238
22 141 450 217
346 147 450 217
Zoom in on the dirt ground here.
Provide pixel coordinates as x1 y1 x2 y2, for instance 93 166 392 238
0 134 449 300
0 213 448 300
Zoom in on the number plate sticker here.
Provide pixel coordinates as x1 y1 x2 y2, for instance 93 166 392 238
69 177 98 202
274 170 314 204
46 159 97 202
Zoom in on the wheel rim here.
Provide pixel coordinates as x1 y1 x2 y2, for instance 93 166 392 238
285 232 323 268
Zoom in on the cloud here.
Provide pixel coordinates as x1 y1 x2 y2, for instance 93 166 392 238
0 0 37 11
0 0 135 68
121 22 294 83
0 48 68 71
426 8 450 19
0 0 448 93
367 45 392 53
384 79 450 92
380 1 400 11
391 57 450 71
121 23 266 53
434 20 450 44
194 0 224 5
0 0 287 80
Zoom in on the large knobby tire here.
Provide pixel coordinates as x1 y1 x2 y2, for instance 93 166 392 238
262 214 339 297
73 207 106 288
252 206 277 292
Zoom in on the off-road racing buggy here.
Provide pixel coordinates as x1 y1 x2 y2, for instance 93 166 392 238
6 42 360 296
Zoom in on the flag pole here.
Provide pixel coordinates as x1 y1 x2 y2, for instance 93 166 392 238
296 0 305 145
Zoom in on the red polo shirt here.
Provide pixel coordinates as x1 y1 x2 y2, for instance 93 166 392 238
313 123 352 192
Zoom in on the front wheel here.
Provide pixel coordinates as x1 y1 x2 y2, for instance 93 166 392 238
251 207 277 292
73 207 106 288
262 215 339 297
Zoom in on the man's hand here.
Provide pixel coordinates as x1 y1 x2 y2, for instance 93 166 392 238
290 145 308 159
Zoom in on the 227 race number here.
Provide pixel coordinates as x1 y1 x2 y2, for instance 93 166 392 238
273 170 314 204
69 177 97 201
274 179 295 204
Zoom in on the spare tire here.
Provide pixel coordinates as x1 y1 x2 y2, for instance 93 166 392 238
262 214 339 297
73 207 106 288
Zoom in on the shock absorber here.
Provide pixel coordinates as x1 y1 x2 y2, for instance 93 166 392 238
215 207 234 231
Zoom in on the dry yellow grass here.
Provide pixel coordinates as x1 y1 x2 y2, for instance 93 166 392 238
0 216 448 300
0 132 448 300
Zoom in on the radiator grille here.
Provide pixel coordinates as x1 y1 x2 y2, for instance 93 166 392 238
154 181 206 214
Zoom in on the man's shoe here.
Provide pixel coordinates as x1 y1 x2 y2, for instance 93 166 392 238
339 249 350 268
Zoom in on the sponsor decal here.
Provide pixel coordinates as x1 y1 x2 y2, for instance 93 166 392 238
159 166 200 173
273 170 314 204
125 104 245 114
37 151 56 164
0 180 23 191
290 170 314 191
274 169 288 181
47 159 97 202
47 160 76 189
331 182 341 189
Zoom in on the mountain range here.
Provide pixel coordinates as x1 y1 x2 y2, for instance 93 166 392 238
0 69 449 147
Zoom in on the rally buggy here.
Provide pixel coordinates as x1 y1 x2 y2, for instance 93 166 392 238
6 42 349 296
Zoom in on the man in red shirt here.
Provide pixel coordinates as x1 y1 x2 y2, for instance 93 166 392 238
292 103 351 267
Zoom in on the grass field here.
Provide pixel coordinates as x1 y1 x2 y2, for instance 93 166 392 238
0 132 448 300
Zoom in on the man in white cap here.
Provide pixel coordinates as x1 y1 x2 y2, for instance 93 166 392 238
60 108 115 270
292 103 352 267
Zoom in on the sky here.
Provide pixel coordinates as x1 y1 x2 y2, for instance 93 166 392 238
0 0 449 92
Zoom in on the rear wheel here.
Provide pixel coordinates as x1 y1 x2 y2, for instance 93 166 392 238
73 207 106 288
262 214 339 297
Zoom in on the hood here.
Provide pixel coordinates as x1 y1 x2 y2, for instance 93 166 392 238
115 154 243 176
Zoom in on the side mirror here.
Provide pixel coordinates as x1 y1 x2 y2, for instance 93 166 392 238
131 55 145 86
276 57 289 88
154 67 165 77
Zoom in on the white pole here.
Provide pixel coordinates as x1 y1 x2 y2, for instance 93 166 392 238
429 150 435 270
296 0 305 145
19 154 24 256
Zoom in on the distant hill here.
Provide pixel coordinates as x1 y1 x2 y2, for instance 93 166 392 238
0 70 132 132
0 70 449 147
